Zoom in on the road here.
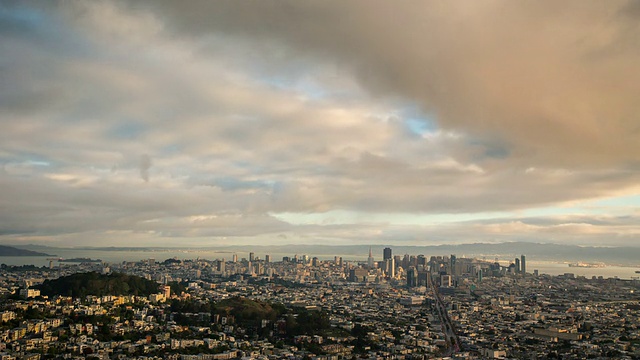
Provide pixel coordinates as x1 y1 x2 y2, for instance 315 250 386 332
427 272 461 356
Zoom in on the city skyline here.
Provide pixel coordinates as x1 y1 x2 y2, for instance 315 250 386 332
1 1 640 248
2 243 637 358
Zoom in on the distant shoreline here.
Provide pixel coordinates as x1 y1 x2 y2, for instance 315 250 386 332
5 242 640 268
0 245 52 257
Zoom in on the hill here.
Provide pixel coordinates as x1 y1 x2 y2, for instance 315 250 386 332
214 297 283 324
0 245 51 256
35 272 159 298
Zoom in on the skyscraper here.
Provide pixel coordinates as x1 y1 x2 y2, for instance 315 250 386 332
249 252 255 262
407 267 417 287
450 254 456 275
368 247 375 268
515 258 521 273
394 255 402 270
383 247 392 261
417 269 428 286
265 254 271 263
521 254 526 276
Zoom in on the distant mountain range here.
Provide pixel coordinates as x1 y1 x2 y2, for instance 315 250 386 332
0 245 52 257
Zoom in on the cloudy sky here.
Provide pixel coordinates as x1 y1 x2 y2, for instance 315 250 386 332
1 0 640 248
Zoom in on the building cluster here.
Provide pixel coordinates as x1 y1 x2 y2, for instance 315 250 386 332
0 247 638 359
448 273 640 358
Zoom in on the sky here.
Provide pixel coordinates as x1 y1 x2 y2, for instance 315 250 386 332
1 0 640 248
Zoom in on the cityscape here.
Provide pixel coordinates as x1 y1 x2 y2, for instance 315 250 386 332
2 1 640 359
0 246 639 359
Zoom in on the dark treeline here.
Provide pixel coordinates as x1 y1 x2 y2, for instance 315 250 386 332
35 272 159 298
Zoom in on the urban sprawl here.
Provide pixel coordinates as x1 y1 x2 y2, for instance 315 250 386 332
1 248 639 359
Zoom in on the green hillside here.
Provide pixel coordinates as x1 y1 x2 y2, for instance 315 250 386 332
214 297 283 324
35 272 159 298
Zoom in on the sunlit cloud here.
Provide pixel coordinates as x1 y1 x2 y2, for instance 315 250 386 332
1 0 639 247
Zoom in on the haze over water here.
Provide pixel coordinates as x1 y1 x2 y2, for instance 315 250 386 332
2 247 638 279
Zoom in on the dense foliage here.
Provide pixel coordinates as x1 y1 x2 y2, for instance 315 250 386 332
35 272 159 298
214 297 282 325
162 258 182 265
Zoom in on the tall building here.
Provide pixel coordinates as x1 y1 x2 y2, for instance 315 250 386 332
407 267 418 287
402 254 410 269
384 258 396 278
417 270 428 286
383 247 392 261
349 268 368 282
249 252 255 262
218 259 225 273
515 258 521 273
232 254 238 263
409 255 417 267
368 247 375 269
450 255 456 275
521 254 526 276
265 254 271 263
441 274 453 287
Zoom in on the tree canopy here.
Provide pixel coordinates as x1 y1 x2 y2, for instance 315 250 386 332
36 272 159 298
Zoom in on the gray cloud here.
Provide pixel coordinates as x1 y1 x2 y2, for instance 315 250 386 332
141 0 640 168
1 0 639 247
139 154 152 182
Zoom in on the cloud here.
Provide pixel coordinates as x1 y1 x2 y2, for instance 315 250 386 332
142 0 640 168
139 154 152 182
1 0 639 247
